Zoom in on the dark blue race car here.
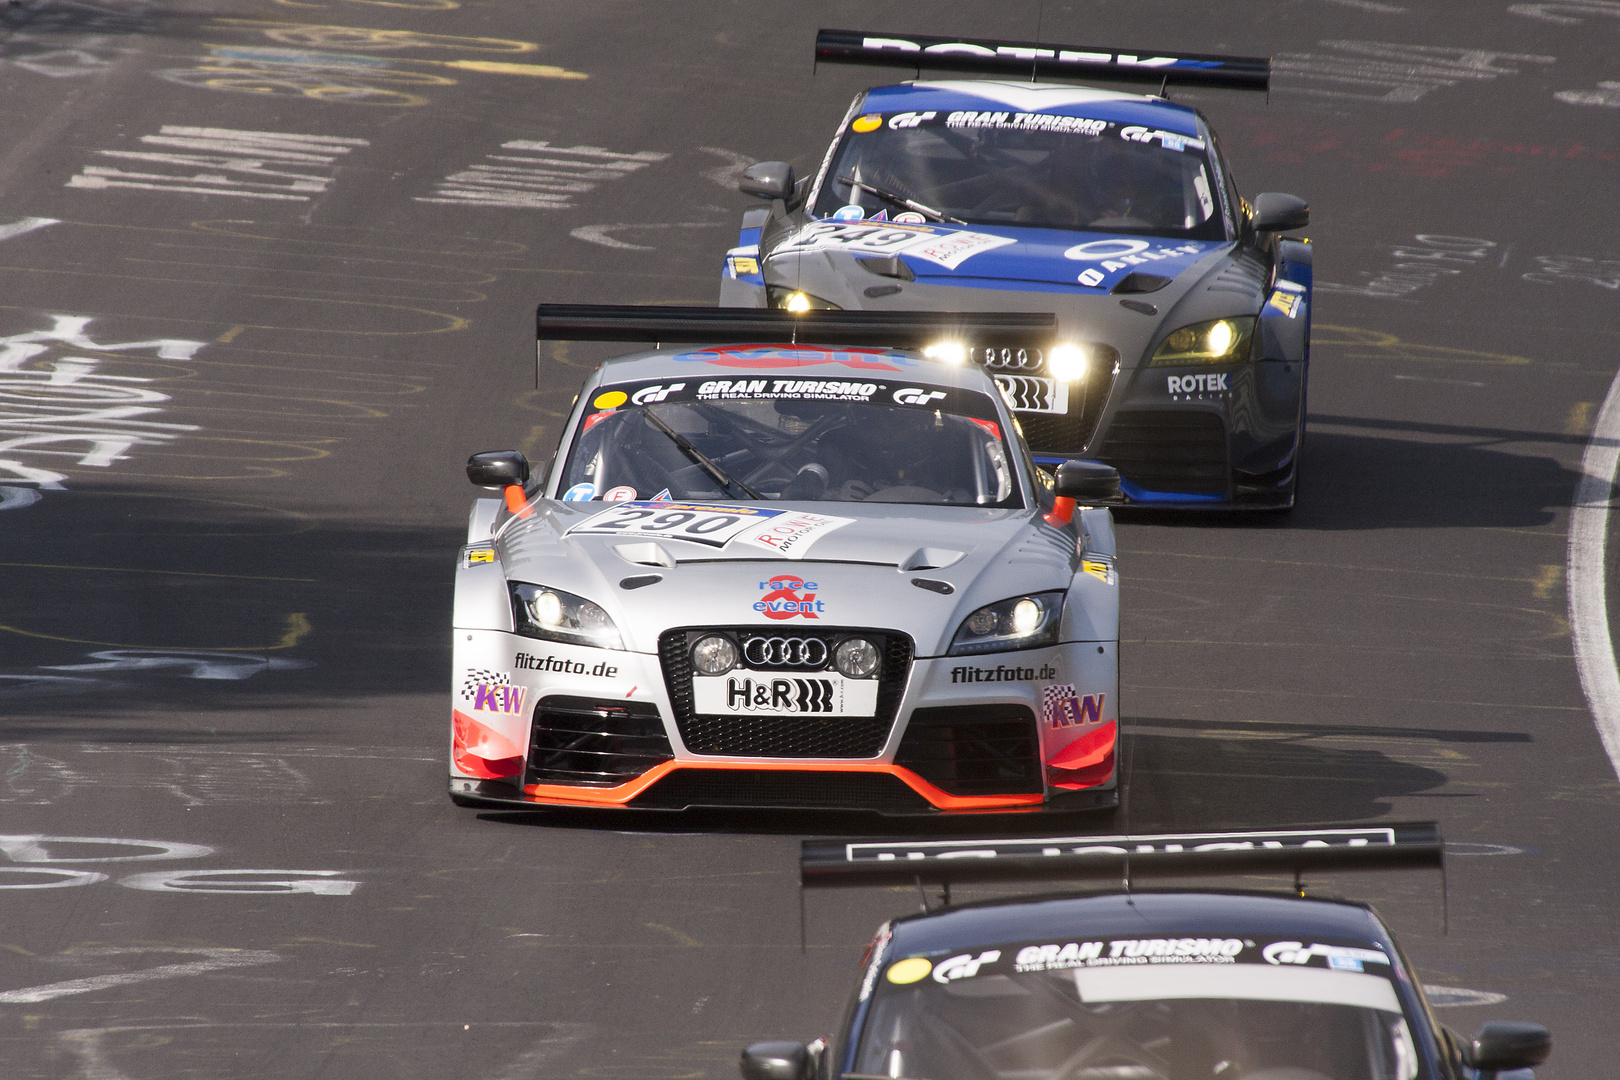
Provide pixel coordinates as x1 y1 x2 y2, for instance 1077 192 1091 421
721 32 1312 509
742 827 1552 1080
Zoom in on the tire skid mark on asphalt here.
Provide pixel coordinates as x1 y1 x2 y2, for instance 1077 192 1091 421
0 610 312 651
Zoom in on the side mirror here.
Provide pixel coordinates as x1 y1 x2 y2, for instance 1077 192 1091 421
467 450 528 488
1252 192 1309 233
1466 1022 1551 1077
740 162 795 202
1055 459 1121 502
740 1042 809 1080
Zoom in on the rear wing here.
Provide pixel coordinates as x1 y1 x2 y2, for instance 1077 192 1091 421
802 823 1443 889
535 304 1055 349
815 29 1270 91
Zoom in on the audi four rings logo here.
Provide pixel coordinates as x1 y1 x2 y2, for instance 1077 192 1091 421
978 347 1044 372
743 636 828 667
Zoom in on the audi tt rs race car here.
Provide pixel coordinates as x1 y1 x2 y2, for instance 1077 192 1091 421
720 31 1311 509
745 827 1553 1080
448 307 1123 815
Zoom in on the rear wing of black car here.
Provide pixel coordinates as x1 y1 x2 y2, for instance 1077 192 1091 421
536 303 1056 350
815 29 1270 91
801 823 1443 889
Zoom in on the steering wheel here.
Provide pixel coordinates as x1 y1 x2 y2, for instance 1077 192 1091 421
1052 1036 1170 1080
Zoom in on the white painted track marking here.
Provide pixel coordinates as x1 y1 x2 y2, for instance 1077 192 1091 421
1568 363 1620 781
0 218 58 243
0 947 278 1004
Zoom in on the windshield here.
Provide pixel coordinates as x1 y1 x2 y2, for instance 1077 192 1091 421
853 940 1424 1080
812 110 1226 239
557 375 1021 508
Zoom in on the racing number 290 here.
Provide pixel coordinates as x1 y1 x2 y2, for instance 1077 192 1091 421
595 509 738 535
568 503 775 547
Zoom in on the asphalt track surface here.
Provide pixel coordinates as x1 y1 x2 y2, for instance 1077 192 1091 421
0 1 1617 1077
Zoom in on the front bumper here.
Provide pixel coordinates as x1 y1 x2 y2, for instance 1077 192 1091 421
449 629 1118 813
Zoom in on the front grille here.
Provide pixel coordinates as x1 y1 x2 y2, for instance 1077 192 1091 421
525 696 672 787
680 715 891 757
629 768 931 811
975 345 1047 373
659 627 913 758
1097 409 1228 495
1015 349 1120 456
895 705 1044 796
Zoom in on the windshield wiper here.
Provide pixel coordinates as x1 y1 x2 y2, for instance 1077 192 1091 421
836 175 964 225
642 406 764 500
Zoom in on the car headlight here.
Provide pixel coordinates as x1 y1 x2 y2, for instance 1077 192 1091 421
1148 316 1255 366
766 286 842 311
510 582 623 650
834 637 881 678
691 633 739 676
1046 343 1089 381
948 591 1065 655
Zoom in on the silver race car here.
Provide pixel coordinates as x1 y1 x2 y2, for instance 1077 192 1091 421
449 307 1121 815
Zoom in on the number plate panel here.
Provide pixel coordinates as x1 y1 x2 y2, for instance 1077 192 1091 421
994 374 1068 415
692 673 880 717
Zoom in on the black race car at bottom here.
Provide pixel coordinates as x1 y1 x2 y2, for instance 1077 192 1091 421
744 827 1550 1080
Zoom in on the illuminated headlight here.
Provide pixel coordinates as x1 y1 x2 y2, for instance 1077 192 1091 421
923 342 968 365
1046 343 1089 381
766 286 841 312
948 591 1065 655
1148 316 1255 366
833 637 881 678
691 634 738 676
510 582 623 650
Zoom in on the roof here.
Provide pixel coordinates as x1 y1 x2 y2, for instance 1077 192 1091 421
885 890 1399 959
859 80 1204 137
591 344 1010 391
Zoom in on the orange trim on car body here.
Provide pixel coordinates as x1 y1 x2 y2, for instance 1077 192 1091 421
517 760 1064 812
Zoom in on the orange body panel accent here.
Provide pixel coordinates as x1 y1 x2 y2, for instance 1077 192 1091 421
503 484 532 517
1044 496 1077 527
1048 720 1116 771
452 709 524 778
1049 748 1114 791
521 760 1046 812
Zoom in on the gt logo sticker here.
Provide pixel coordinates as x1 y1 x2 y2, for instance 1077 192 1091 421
887 110 936 129
892 387 948 405
755 575 823 619
630 382 685 404
1119 126 1205 152
933 950 1001 983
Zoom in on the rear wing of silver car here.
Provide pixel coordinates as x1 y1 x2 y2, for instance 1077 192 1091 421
535 303 1056 349
815 29 1271 91
801 823 1443 889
